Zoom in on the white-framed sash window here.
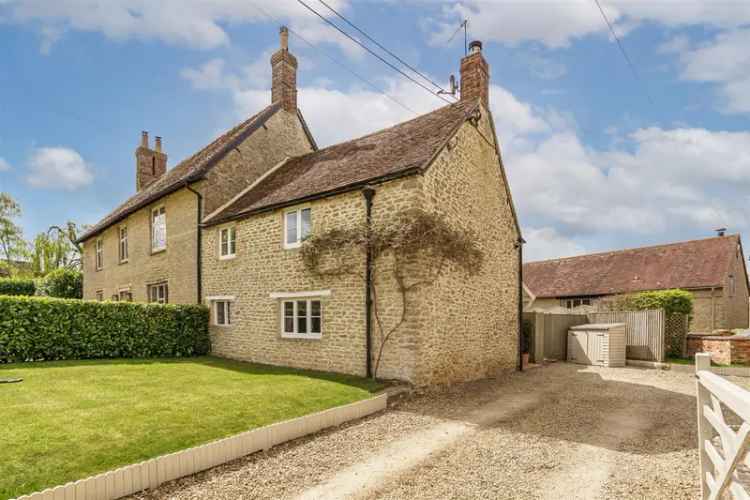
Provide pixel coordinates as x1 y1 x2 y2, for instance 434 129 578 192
151 206 166 252
219 226 237 259
284 207 311 249
95 239 103 270
119 226 128 263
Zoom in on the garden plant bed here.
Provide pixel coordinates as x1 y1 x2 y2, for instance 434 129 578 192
0 357 380 499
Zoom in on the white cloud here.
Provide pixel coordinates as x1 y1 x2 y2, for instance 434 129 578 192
428 1 750 49
0 157 11 171
26 147 93 190
672 29 750 114
523 226 586 262
1 0 353 53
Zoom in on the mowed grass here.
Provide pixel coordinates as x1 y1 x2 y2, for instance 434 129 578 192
0 357 381 499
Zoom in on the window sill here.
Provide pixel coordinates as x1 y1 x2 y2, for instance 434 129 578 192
281 332 322 340
213 324 233 328
119 259 129 265
151 248 166 255
283 242 302 251
219 254 236 261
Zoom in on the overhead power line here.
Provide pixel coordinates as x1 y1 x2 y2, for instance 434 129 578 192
316 0 454 97
247 2 418 115
592 0 654 105
295 0 454 105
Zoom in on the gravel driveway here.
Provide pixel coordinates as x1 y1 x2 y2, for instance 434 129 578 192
131 363 750 500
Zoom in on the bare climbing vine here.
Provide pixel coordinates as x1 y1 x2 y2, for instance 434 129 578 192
301 209 483 378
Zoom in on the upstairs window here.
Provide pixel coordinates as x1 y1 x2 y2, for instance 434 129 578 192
284 207 311 249
151 206 166 252
95 239 103 270
730 275 737 297
220 227 237 259
119 226 128 263
148 282 168 304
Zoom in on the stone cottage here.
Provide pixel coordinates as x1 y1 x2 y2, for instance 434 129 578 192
523 235 750 331
78 28 316 303
79 30 522 385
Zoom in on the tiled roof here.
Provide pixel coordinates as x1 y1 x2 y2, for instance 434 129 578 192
205 99 480 225
77 103 282 242
523 235 745 298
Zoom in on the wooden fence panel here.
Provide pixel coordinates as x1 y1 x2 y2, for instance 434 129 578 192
540 313 588 361
588 309 665 362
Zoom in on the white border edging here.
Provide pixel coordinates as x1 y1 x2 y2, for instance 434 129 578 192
14 393 388 500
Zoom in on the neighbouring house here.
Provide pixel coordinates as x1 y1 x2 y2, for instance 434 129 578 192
79 30 522 385
77 27 317 304
523 235 749 332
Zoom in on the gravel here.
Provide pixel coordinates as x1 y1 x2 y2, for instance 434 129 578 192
129 363 750 500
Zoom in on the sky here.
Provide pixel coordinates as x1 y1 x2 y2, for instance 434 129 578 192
1 0 749 262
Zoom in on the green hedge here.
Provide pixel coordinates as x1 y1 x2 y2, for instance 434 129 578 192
0 278 36 297
618 289 694 316
42 268 83 299
0 296 210 363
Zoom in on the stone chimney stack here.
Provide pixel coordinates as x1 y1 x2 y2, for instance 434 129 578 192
460 40 490 109
271 26 298 113
135 131 167 192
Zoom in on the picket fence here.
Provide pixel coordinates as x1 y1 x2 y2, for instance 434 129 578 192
15 394 388 500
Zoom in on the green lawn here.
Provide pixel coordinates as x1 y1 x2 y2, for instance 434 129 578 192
0 357 380 499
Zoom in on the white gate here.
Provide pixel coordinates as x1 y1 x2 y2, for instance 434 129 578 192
695 353 750 499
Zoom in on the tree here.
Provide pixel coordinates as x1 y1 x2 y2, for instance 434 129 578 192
31 232 73 275
46 221 86 270
301 209 483 378
0 193 28 277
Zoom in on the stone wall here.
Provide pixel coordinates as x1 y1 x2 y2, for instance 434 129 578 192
723 241 750 329
202 105 521 385
82 187 200 304
82 108 314 304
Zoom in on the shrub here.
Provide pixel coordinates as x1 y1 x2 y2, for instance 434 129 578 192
0 296 210 363
0 278 36 296
617 289 694 316
42 268 83 299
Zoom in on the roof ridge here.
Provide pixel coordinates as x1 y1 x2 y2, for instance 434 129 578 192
524 234 740 266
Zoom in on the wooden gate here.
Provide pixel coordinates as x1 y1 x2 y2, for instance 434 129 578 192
695 353 750 499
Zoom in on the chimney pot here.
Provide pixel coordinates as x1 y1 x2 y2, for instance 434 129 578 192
460 40 490 109
141 131 149 148
469 40 482 53
280 26 289 50
155 136 162 153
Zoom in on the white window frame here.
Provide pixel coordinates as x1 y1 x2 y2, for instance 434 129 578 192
95 290 104 302
283 207 312 249
148 282 168 304
151 205 167 253
207 296 235 327
118 288 132 302
119 226 129 263
271 291 329 340
95 239 103 270
219 226 237 260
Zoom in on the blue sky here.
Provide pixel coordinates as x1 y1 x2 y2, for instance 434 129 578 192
1 1 749 261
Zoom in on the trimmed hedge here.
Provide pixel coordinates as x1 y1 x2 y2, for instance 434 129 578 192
0 295 210 363
618 289 694 316
0 278 36 297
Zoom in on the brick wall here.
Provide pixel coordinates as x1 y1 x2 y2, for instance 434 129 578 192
687 334 750 365
202 105 520 385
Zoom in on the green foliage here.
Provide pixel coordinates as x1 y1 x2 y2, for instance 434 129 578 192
617 289 694 316
42 268 83 298
0 296 210 363
0 278 36 296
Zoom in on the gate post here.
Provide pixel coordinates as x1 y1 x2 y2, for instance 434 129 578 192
695 352 712 499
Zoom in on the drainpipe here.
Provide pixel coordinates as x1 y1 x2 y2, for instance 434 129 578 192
185 183 203 305
362 186 376 379
516 236 526 371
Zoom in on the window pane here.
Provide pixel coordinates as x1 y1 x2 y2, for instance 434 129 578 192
311 317 321 334
297 300 307 316
152 209 166 249
284 317 294 333
301 209 311 239
284 301 294 317
297 316 307 333
286 212 297 244
311 300 320 316
229 229 236 255
216 302 225 325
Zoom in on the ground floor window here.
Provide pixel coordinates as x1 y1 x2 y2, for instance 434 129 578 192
214 300 232 326
148 282 169 304
119 289 133 302
95 290 104 301
281 299 322 338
